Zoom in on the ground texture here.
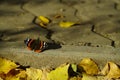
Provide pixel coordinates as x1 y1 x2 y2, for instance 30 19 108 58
0 0 120 69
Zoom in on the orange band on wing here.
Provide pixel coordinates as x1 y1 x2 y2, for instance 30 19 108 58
28 39 34 47
27 46 32 50
34 50 42 53
39 41 43 49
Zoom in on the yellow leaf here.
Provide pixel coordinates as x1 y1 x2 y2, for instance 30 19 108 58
69 76 82 80
82 73 97 80
0 58 18 74
59 21 76 28
37 16 50 27
0 77 3 80
5 76 19 80
97 76 105 80
5 69 26 80
41 68 50 80
38 16 50 24
39 22 46 27
78 58 99 75
48 63 70 80
71 64 77 72
100 63 109 75
101 62 120 79
17 70 26 79
26 67 42 80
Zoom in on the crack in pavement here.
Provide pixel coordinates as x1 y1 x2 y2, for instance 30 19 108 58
20 1 37 17
91 25 115 47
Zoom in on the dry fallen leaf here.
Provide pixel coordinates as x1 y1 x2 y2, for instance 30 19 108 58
38 16 50 24
47 63 77 80
38 16 50 27
97 76 105 80
0 58 18 74
59 21 77 28
47 63 69 80
69 76 81 80
26 67 42 80
5 75 19 80
53 14 64 19
6 69 26 80
82 73 97 80
16 70 26 79
71 64 77 72
101 62 120 79
78 58 99 75
0 77 3 80
39 22 46 27
1 57 120 80
41 68 50 80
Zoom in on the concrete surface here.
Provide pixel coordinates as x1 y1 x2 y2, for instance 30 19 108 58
0 0 120 70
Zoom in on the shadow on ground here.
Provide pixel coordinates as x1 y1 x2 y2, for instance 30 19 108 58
0 0 51 5
47 42 62 50
0 25 47 40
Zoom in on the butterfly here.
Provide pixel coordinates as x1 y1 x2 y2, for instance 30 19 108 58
24 38 48 53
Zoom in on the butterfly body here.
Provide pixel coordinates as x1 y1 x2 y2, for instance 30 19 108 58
24 38 48 53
